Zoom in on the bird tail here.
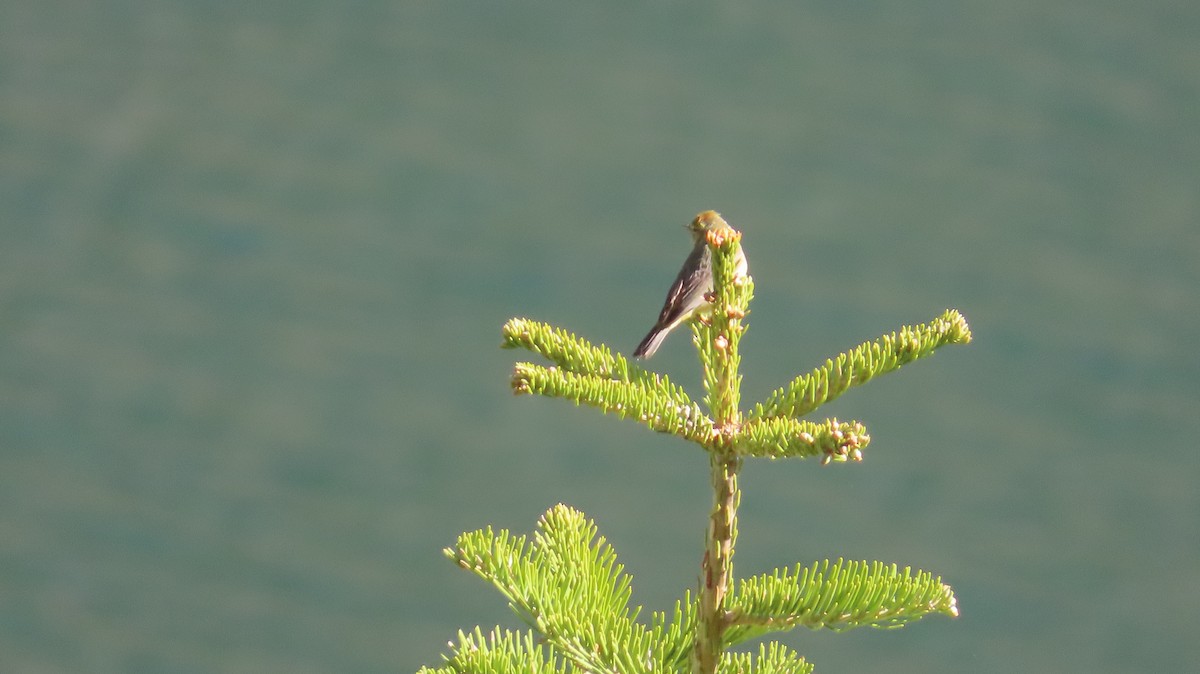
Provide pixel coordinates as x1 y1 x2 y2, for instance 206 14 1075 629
633 327 669 359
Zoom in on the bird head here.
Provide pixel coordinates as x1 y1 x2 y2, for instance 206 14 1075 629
687 210 729 243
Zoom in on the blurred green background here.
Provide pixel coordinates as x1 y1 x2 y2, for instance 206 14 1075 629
2 1 1197 672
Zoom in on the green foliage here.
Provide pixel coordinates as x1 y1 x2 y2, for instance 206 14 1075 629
421 216 971 674
418 627 561 674
694 227 754 421
749 309 972 421
736 416 869 463
426 504 695 674
722 643 814 674
724 560 959 646
504 319 713 442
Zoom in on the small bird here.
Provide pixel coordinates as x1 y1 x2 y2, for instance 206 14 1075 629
633 210 748 359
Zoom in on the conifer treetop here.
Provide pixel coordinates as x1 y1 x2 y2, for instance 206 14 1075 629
423 213 971 674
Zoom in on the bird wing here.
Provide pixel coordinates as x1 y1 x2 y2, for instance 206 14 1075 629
653 242 711 328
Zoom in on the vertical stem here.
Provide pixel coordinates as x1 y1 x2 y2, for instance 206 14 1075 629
695 452 740 674
693 226 748 674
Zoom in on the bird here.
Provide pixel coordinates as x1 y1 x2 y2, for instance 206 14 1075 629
633 210 748 359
